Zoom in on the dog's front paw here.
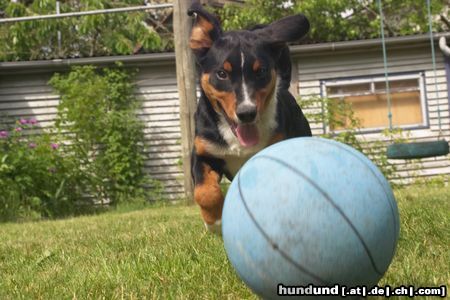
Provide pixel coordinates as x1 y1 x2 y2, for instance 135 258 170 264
205 220 222 235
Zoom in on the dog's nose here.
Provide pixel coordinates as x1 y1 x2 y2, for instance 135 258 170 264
236 105 257 123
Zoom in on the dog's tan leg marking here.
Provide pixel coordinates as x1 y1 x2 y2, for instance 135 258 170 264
194 136 211 156
194 163 224 230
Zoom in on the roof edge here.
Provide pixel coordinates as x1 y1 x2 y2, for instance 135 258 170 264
290 32 450 56
0 52 175 74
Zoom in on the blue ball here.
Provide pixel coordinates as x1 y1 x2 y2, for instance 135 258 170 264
222 137 399 299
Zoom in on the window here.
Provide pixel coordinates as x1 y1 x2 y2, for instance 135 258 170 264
323 74 426 131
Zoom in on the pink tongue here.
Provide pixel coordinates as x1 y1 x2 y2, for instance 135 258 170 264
236 124 259 147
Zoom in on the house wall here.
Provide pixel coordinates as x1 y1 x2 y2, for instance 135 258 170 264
0 62 185 200
294 43 450 182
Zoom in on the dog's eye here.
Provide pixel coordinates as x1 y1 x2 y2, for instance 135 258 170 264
216 70 228 80
256 67 268 77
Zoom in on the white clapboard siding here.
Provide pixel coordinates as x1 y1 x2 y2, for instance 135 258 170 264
297 79 325 135
296 45 445 80
0 74 59 135
0 64 184 200
294 42 450 182
135 67 184 198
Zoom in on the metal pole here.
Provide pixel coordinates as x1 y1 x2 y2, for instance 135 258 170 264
56 1 62 56
0 4 173 24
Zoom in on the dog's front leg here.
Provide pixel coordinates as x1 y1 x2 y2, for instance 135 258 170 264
191 153 224 234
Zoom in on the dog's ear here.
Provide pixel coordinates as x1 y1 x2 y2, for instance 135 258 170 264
254 14 309 90
255 14 310 44
187 3 222 59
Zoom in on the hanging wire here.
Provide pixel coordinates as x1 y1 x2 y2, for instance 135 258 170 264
377 0 393 130
426 0 443 138
0 4 173 24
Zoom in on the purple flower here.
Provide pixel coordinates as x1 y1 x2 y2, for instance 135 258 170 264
15 127 22 132
0 131 8 138
29 143 37 149
51 143 59 150
19 118 28 125
29 118 38 125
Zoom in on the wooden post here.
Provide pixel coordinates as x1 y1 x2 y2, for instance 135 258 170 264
173 0 196 203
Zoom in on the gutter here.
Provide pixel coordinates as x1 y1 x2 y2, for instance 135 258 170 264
290 32 450 56
0 52 176 74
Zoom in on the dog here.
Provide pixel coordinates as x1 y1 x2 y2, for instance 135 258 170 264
188 4 312 233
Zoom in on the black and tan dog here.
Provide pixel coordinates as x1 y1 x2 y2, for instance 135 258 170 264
188 4 312 233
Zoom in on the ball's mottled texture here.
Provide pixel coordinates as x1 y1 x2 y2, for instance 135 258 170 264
222 137 399 299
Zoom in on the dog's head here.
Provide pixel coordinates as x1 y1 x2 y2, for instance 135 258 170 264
188 4 309 147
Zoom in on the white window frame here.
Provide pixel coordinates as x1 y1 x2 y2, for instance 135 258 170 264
321 73 427 133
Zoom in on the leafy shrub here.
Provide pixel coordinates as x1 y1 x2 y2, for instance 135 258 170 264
0 118 86 222
0 65 160 222
49 65 161 206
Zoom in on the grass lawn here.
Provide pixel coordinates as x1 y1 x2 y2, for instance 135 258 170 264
0 184 448 299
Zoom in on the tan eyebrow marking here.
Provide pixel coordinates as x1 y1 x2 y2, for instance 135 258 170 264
223 61 232 72
253 60 261 72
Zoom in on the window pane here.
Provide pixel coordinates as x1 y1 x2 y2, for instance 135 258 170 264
327 83 371 96
330 90 422 130
387 91 423 126
375 79 419 93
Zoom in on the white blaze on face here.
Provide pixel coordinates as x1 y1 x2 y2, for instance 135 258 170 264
235 51 260 148
240 51 255 110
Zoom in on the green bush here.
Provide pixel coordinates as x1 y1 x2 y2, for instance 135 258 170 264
0 65 160 222
0 118 86 222
50 65 161 206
